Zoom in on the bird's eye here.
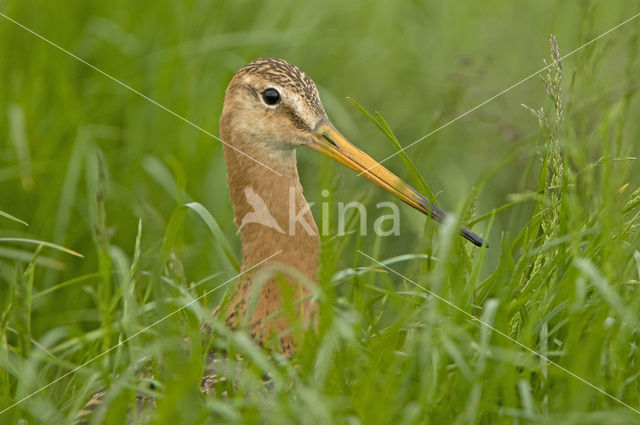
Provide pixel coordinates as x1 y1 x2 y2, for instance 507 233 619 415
262 88 281 105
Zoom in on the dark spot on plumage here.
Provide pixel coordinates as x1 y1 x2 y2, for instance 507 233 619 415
247 85 260 100
282 107 308 130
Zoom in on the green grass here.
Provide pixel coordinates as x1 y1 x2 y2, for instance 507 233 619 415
1 1 640 424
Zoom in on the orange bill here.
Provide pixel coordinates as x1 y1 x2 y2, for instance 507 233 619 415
308 117 487 247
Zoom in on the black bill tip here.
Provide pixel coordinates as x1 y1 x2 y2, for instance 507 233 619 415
461 227 488 247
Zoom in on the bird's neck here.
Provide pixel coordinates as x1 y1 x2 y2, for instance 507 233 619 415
219 130 320 354
224 145 320 277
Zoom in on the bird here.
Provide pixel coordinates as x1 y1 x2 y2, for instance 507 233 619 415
75 58 486 422
217 57 485 356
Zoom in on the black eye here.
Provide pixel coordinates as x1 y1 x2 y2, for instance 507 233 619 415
262 88 280 105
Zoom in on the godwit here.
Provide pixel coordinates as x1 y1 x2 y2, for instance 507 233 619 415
218 58 485 356
75 58 485 422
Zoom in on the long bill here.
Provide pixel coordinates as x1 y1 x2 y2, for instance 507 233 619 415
307 117 486 247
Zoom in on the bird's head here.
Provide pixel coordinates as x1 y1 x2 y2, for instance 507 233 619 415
220 58 486 247
221 58 326 150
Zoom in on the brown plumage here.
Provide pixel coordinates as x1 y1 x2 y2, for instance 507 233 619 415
218 58 485 356
219 58 324 355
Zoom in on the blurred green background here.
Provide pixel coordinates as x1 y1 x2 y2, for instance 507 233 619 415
1 0 640 423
